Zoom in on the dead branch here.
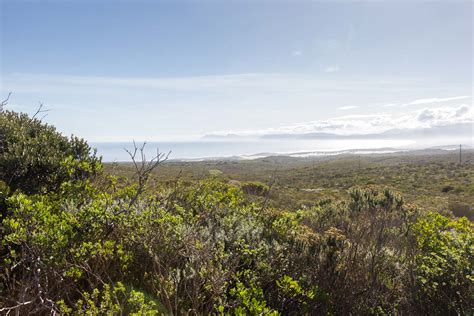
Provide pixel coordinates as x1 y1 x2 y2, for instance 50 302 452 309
0 92 12 111
102 142 170 239
125 140 170 208
32 102 50 120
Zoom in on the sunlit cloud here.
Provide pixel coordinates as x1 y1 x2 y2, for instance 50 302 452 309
378 96 471 109
2 72 470 141
208 104 473 137
405 95 471 106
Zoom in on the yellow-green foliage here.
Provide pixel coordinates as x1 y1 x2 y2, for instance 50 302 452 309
1 111 473 315
412 213 473 314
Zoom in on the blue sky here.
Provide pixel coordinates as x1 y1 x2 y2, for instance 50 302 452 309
1 1 472 141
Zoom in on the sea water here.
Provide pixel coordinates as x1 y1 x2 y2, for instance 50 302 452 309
91 139 422 162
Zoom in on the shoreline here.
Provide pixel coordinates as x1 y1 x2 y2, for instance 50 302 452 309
103 145 473 163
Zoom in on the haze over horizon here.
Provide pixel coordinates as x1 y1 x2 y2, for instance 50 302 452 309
1 1 472 143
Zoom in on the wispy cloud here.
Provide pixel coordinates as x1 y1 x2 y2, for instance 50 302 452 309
377 96 471 109
208 104 473 137
2 72 437 100
338 105 359 110
405 95 471 106
1 72 398 94
324 65 339 73
2 72 470 141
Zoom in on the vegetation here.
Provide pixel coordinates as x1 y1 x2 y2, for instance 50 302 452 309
0 110 101 195
107 150 474 215
1 110 473 314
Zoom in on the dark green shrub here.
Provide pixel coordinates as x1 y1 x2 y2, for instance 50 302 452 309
241 181 269 196
0 111 101 195
442 185 454 193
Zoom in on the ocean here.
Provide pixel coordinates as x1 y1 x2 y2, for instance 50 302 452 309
91 139 422 162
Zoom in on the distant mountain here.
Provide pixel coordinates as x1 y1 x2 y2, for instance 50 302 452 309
260 123 473 140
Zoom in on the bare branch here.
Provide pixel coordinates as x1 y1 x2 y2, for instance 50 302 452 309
1 92 12 112
0 300 33 313
32 102 50 120
103 142 170 239
125 141 170 208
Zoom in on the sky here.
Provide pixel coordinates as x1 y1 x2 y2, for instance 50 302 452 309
0 0 472 142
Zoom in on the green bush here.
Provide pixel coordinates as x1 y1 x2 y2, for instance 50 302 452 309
412 213 474 314
241 181 269 196
1 110 473 314
0 111 101 195
2 172 473 314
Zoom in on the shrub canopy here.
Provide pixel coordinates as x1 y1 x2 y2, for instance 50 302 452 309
0 111 101 195
0 110 472 315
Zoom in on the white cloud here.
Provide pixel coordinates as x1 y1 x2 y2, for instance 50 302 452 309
405 95 471 106
416 104 472 124
377 96 471 109
1 72 398 95
324 65 339 73
209 104 473 137
2 72 470 141
338 105 359 110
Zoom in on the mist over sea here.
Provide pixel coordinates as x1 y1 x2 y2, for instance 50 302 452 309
91 137 472 162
